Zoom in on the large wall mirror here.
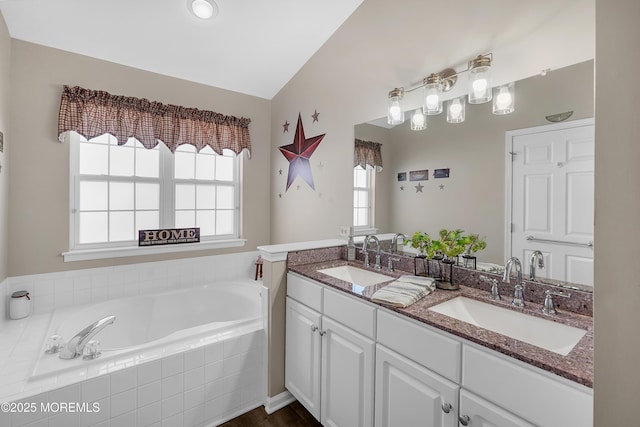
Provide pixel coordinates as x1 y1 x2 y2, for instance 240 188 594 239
354 60 594 288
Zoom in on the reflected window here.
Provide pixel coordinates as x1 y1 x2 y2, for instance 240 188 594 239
353 165 374 229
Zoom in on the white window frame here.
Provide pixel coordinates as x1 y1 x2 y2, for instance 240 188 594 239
63 133 245 262
353 165 377 235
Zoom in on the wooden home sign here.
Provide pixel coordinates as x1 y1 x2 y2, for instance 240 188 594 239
138 227 200 246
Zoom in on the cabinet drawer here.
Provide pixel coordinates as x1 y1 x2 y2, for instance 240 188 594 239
462 345 593 427
377 310 461 382
323 288 376 339
287 272 323 311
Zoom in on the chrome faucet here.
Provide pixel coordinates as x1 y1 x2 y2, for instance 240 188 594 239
529 250 545 281
59 315 116 359
361 235 381 270
390 233 406 254
503 257 525 307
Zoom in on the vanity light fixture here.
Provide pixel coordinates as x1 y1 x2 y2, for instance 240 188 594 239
189 0 218 20
386 53 515 129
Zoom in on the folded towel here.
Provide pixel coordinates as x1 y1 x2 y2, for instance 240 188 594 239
371 277 436 308
476 262 505 274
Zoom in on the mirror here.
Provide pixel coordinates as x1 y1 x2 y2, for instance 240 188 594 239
354 60 594 288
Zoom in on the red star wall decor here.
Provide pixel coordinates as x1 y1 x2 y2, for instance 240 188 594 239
279 114 326 191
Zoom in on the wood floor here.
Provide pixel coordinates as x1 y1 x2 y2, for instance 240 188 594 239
220 401 322 427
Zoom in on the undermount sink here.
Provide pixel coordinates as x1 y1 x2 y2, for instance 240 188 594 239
428 297 587 356
317 265 393 287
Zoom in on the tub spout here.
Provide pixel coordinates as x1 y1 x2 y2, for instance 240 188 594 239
59 315 116 359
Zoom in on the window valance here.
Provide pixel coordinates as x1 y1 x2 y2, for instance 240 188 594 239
57 85 252 156
354 139 383 172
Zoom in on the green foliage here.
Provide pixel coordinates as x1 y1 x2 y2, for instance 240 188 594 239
405 229 488 260
404 231 436 258
432 229 467 259
464 233 487 255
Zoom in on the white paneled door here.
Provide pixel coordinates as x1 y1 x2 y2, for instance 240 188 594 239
508 119 594 286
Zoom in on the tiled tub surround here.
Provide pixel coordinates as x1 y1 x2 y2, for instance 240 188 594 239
0 251 267 427
287 246 594 388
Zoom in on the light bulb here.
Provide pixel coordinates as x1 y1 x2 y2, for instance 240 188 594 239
447 97 465 123
411 109 426 130
472 78 488 97
496 88 512 109
389 105 401 121
449 102 462 117
426 94 439 110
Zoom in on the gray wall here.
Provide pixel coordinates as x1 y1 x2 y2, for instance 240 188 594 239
7 40 272 276
0 13 9 282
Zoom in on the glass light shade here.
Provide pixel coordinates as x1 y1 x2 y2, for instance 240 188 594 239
423 83 443 115
446 97 466 123
387 88 405 125
410 109 427 131
468 65 492 104
492 82 515 115
190 0 217 19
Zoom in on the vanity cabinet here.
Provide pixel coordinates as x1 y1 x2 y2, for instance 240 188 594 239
458 390 535 427
285 273 375 427
375 344 458 427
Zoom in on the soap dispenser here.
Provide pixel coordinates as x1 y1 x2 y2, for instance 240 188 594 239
347 235 356 261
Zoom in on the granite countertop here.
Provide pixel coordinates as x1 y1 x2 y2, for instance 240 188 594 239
288 259 594 388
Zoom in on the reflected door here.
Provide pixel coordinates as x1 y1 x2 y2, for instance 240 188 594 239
509 119 594 286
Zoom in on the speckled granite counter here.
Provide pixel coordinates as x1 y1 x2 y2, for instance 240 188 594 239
288 258 594 388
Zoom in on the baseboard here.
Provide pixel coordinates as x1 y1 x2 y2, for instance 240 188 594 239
264 390 296 415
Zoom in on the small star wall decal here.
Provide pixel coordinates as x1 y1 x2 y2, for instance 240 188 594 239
400 186 404 191
278 113 326 191
282 120 290 133
296 185 301 190
278 193 282 198
415 183 424 193
439 184 445 190
312 109 320 122
278 169 283 175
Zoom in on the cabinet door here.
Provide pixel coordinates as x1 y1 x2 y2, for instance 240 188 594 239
285 297 322 421
321 316 375 427
375 345 458 427
459 390 535 427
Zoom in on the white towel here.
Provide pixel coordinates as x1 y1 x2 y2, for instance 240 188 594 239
371 276 436 308
476 262 505 274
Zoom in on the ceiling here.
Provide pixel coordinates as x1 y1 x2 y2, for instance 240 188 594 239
0 0 364 99
0 0 594 102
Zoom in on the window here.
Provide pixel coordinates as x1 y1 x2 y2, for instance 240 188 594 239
69 133 240 251
353 165 374 230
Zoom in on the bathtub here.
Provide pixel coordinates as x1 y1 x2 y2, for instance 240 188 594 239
32 279 264 380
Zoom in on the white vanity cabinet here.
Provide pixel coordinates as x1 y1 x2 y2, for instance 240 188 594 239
458 390 535 427
285 272 376 427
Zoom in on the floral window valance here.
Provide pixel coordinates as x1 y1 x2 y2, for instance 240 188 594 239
354 139 383 172
57 85 252 156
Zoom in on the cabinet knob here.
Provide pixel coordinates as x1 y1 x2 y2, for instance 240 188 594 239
311 325 318 333
441 402 452 414
319 330 326 336
459 414 471 426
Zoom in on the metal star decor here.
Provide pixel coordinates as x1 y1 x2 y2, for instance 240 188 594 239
439 184 445 190
278 169 283 175
400 186 404 191
282 120 290 132
312 109 320 122
279 114 326 191
415 183 424 193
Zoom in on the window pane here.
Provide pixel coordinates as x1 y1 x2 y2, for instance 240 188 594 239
79 212 108 244
136 183 159 210
175 145 195 179
196 210 215 235
354 190 368 208
175 184 196 209
196 185 216 209
135 147 159 178
110 182 134 210
175 210 195 228
88 134 110 144
216 210 234 235
136 211 159 233
79 181 108 211
109 211 134 242
79 143 108 175
216 186 234 209
354 208 369 227
354 166 367 187
215 155 234 181
195 153 215 180
110 146 135 176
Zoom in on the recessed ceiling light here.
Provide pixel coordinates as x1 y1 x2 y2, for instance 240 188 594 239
189 0 218 20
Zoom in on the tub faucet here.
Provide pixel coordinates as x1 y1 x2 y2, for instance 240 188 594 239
390 233 406 254
59 315 116 359
503 257 525 307
361 235 381 270
529 250 545 281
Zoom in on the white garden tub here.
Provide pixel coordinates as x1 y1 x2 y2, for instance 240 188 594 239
31 279 263 379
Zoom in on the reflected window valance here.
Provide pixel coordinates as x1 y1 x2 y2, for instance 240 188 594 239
57 85 252 156
354 139 383 172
